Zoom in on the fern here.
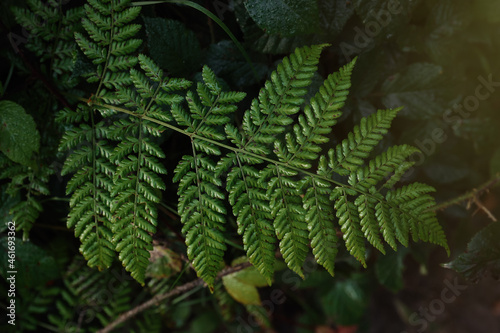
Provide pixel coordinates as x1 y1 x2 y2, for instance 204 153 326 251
0 153 53 240
172 66 246 289
62 0 448 288
11 0 84 88
59 0 143 272
110 54 190 283
177 45 446 286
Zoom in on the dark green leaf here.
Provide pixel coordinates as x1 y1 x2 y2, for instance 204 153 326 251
206 40 268 87
381 63 447 119
320 274 370 325
143 17 202 76
375 247 408 292
445 222 500 282
245 0 320 36
0 101 40 166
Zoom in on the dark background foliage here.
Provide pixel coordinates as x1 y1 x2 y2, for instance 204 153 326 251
1 0 499 332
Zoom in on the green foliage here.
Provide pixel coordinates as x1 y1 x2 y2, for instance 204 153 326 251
10 0 500 330
446 222 500 282
0 100 40 166
0 100 50 237
245 0 320 36
56 0 448 288
143 17 202 76
60 0 144 275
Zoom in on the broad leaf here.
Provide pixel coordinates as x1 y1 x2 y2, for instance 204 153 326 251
143 17 202 76
381 63 447 119
245 0 320 36
0 100 40 166
445 222 500 282
222 265 269 305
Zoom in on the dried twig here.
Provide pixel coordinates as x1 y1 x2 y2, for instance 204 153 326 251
96 262 251 333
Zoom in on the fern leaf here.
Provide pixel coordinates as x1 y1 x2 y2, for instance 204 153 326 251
329 107 401 175
331 187 367 266
302 157 338 276
173 67 245 289
223 154 276 283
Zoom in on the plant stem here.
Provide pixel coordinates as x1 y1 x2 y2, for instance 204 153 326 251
96 262 251 333
432 173 500 212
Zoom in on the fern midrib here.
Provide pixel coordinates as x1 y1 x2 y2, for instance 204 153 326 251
310 178 335 249
131 117 143 263
83 98 437 224
287 75 347 166
128 77 164 267
235 154 271 272
190 140 211 274
95 0 117 97
193 92 221 134
242 59 308 150
89 106 105 265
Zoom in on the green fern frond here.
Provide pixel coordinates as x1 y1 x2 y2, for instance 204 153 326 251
301 157 338 275
68 10 449 289
60 106 116 270
173 66 245 289
219 44 330 280
109 55 189 284
329 107 401 176
76 0 141 93
11 0 84 87
0 154 53 240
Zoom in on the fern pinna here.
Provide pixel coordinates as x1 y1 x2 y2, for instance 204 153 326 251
60 0 448 288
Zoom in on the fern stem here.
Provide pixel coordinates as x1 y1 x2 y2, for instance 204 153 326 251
90 106 104 263
80 97 441 244
75 97 378 195
94 0 117 97
431 173 500 212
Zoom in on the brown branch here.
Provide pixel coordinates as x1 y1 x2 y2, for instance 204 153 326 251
431 173 500 213
96 262 252 333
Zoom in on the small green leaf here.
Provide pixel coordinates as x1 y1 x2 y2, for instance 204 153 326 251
222 265 269 305
0 101 40 166
245 0 320 36
222 275 261 305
